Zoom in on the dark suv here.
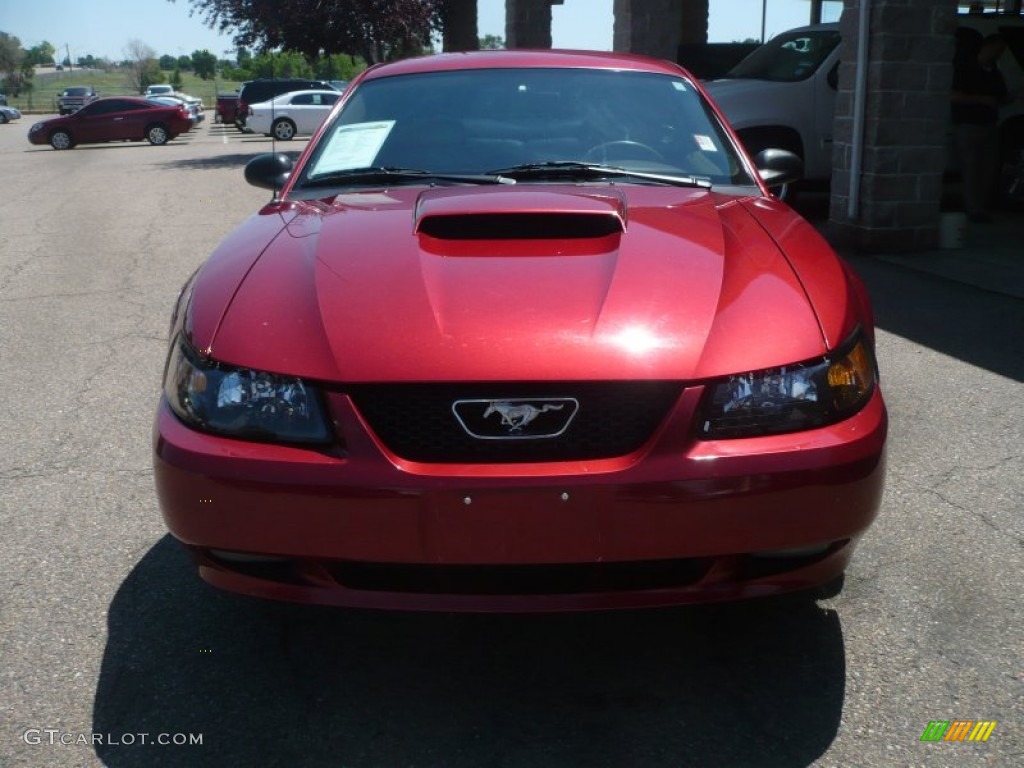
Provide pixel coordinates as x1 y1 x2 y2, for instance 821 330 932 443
235 79 337 129
58 86 99 115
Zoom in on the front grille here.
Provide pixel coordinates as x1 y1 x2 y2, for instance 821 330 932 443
347 381 683 463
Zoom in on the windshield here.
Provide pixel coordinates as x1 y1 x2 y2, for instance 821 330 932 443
64 87 89 96
297 68 755 190
725 29 840 82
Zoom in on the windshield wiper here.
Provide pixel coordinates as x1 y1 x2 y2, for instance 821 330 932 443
484 161 712 189
302 166 515 188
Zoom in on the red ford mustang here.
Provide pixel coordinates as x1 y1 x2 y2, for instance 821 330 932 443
153 50 886 611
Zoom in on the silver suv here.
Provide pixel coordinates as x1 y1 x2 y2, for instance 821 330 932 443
704 14 1024 202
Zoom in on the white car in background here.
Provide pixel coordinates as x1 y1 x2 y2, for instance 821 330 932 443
144 84 176 98
703 24 841 184
704 15 1024 202
245 89 342 140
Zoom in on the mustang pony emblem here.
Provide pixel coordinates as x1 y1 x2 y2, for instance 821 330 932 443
483 401 564 432
452 397 578 439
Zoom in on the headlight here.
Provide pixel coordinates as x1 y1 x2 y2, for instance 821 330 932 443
163 336 332 444
697 333 877 439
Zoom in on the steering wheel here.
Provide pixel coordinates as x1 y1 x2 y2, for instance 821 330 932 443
583 140 665 164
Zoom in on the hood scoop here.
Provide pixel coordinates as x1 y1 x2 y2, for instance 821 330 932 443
414 187 627 241
418 212 624 240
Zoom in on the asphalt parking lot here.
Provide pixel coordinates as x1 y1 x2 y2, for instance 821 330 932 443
1 116 1021 768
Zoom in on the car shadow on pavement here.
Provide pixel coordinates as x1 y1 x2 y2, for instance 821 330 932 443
158 151 303 171
844 253 1024 383
93 536 846 767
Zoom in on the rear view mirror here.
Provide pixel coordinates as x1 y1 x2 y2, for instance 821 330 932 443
245 153 293 191
754 148 804 187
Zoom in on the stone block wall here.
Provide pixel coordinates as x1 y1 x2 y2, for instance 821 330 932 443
506 0 564 49
614 0 688 60
829 0 957 252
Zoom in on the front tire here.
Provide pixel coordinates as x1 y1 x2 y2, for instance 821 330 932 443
146 123 170 146
272 118 296 141
0 113 8 125
50 130 73 150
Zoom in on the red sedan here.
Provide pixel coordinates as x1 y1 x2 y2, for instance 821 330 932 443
154 50 886 611
28 96 192 149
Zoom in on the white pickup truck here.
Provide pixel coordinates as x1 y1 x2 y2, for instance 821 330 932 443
703 17 1024 202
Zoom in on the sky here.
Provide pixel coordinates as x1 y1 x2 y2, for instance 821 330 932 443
1 0 844 63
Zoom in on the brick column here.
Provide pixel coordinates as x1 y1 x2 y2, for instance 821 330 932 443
829 0 957 252
679 0 710 45
613 0 688 59
506 0 564 49
442 0 479 52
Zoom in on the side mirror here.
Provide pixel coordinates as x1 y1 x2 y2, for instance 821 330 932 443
245 153 293 191
754 148 804 188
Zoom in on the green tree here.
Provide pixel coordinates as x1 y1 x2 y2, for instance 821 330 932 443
170 66 184 90
191 49 217 79
220 64 251 81
0 31 33 96
178 54 193 70
159 54 177 70
24 40 56 67
173 0 442 64
315 53 366 82
248 51 313 79
0 31 22 77
479 34 504 50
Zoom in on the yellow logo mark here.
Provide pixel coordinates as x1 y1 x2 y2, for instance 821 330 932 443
921 720 996 742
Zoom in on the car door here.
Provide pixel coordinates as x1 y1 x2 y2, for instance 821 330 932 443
67 100 116 142
294 92 339 134
71 99 138 142
117 101 162 139
811 51 842 181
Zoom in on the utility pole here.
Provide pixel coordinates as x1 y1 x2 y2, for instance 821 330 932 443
66 43 72 71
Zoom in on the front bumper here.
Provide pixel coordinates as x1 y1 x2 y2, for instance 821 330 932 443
154 387 887 611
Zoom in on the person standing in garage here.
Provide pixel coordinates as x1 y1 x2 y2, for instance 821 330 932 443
951 29 1009 223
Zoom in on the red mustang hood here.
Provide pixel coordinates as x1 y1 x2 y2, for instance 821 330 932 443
207 185 828 382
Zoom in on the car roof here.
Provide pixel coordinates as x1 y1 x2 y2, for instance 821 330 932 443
93 96 165 105
359 49 688 80
274 89 340 99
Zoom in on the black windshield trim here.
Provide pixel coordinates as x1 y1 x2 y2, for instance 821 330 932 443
302 166 514 189
485 161 713 189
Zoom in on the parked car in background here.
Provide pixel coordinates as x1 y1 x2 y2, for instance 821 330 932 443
0 104 21 124
215 93 239 124
705 14 1024 202
28 96 192 149
328 80 349 92
144 84 176 98
703 24 841 184
234 78 337 129
154 50 887 612
245 89 341 139
57 86 99 115
148 95 204 128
